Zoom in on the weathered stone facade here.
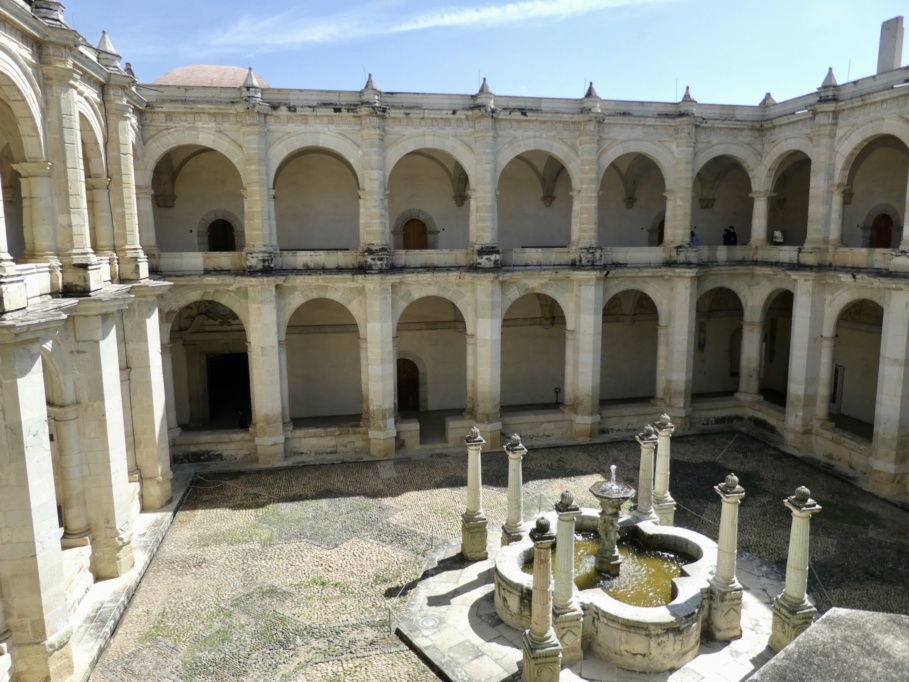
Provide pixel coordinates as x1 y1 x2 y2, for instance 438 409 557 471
1 2 909 679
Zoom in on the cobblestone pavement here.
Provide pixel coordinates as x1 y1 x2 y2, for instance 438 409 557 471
90 433 909 682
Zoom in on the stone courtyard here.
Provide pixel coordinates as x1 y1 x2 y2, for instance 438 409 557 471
89 433 909 681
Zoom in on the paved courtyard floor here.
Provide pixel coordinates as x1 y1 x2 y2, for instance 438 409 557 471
90 432 909 681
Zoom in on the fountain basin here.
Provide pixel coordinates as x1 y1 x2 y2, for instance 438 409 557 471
494 509 718 673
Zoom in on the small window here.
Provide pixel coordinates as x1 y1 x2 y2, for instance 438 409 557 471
208 219 236 252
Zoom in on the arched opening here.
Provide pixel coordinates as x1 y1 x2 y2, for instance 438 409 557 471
208 218 236 252
843 135 909 248
768 152 811 246
601 290 658 405
692 156 753 245
274 148 359 251
831 299 883 440
396 296 467 444
388 149 469 249
598 153 667 247
169 300 250 430
501 293 566 408
872 213 893 248
693 287 744 397
152 145 244 252
498 152 572 249
0 98 27 261
760 291 794 406
286 299 361 426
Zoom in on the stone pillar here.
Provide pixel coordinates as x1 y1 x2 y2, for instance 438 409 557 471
571 120 601 258
806 107 839 248
122 283 174 508
160 343 181 441
461 427 488 561
247 281 286 463
13 162 57 264
814 335 836 423
785 275 827 445
869 288 909 494
664 119 695 249
0 330 74 682
85 177 116 260
104 84 148 281
469 114 500 266
241 112 276 272
827 185 845 248
46 404 91 547
71 299 135 578
770 486 822 652
522 517 562 682
632 425 660 523
652 413 677 525
502 433 528 544
665 272 698 412
563 328 576 411
278 340 291 429
748 191 772 246
572 275 603 438
134 185 158 261
358 112 390 269
474 278 502 447
735 319 764 400
40 49 102 293
359 337 369 426
365 282 396 456
464 334 477 419
653 323 669 404
552 491 583 664
709 473 746 641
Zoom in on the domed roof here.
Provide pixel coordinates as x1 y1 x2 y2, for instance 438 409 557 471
152 65 270 88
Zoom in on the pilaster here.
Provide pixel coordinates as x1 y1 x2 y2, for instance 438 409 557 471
806 105 839 248
241 111 276 272
0 165 26 313
571 274 603 438
735 319 764 400
364 281 396 456
474 278 502 447
469 113 500 266
664 271 698 411
358 111 391 269
246 281 286 463
571 118 601 263
664 119 696 250
784 274 827 446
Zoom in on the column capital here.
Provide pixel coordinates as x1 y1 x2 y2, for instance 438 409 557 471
714 472 746 502
504 432 527 459
784 485 822 517
85 176 111 191
748 191 776 200
465 425 485 448
12 160 53 178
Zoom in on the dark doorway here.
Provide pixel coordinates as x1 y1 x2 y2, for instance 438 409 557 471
657 219 665 245
208 219 236 252
872 214 893 248
403 219 428 250
207 353 251 428
397 358 420 411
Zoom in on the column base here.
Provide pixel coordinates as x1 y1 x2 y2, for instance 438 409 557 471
461 513 488 561
91 535 135 579
653 497 676 526
368 429 396 458
501 522 527 546
62 260 104 295
708 580 743 641
0 272 27 313
115 248 149 281
521 629 562 682
61 528 92 549
632 508 660 524
10 637 73 682
255 438 286 465
141 474 174 510
572 413 600 440
553 607 584 664
769 594 817 652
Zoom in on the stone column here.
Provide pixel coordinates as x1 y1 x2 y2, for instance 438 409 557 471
104 84 148 281
572 275 603 438
464 334 477 419
278 340 291 430
469 114 500 266
522 517 562 682
664 119 695 249
122 283 174 509
652 413 677 525
474 278 502 447
71 298 135 578
359 337 369 426
85 177 116 261
562 328 576 411
572 120 601 259
665 272 698 412
552 491 583 664
241 112 276 272
748 191 772 246
806 106 839 248
365 282 396 456
358 111 390 268
814 335 836 423
827 185 845 248
735 319 764 400
632 425 660 523
784 274 827 446
13 162 57 264
247 281 286 463
0 329 74 681
709 473 746 641
134 185 158 262
502 433 528 544
46 404 91 547
160 343 181 440
461 427 488 561
770 486 822 652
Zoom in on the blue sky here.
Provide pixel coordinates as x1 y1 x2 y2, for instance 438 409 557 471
67 1 908 104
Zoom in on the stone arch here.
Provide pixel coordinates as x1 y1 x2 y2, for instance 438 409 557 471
0 44 46 160
141 128 246 190
495 137 580 188
696 278 748 308
384 134 476 184
76 100 107 177
392 285 473 335
693 142 761 189
278 286 365 341
196 209 245 251
159 288 250 340
39 334 76 406
763 138 813 192
862 203 902 244
268 130 363 188
501 280 574 327
757 282 798 321
602 279 668 325
823 287 887 337
597 141 674 189
835 119 909 186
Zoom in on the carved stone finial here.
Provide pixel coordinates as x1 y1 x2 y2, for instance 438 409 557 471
786 485 820 512
469 426 480 440
794 485 810 502
681 85 697 103
560 490 573 507
535 516 550 533
759 92 777 107
360 73 381 106
509 433 521 448
584 81 598 98
465 425 484 446
473 77 495 112
725 473 739 489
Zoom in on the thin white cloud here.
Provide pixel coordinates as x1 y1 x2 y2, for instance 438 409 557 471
203 0 669 51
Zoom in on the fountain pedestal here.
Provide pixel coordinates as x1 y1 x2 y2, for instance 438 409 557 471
589 465 635 577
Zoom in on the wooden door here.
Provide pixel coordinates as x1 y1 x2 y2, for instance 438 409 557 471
872 214 893 248
397 358 420 411
403 219 428 250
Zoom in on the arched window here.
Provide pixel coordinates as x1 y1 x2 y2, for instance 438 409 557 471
872 213 893 248
208 219 236 252
403 219 428 250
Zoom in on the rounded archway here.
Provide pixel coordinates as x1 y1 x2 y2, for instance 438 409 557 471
692 287 744 396
601 290 658 403
759 291 794 405
842 135 908 248
831 299 883 440
598 154 667 247
768 152 811 246
501 293 566 408
692 155 753 245
0 98 27 260
497 152 572 249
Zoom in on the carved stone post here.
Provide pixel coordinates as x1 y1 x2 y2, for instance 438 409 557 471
632 425 660 523
502 434 528 544
552 491 583 664
652 413 677 525
522 517 562 682
770 486 822 652
461 427 488 561
709 473 745 641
